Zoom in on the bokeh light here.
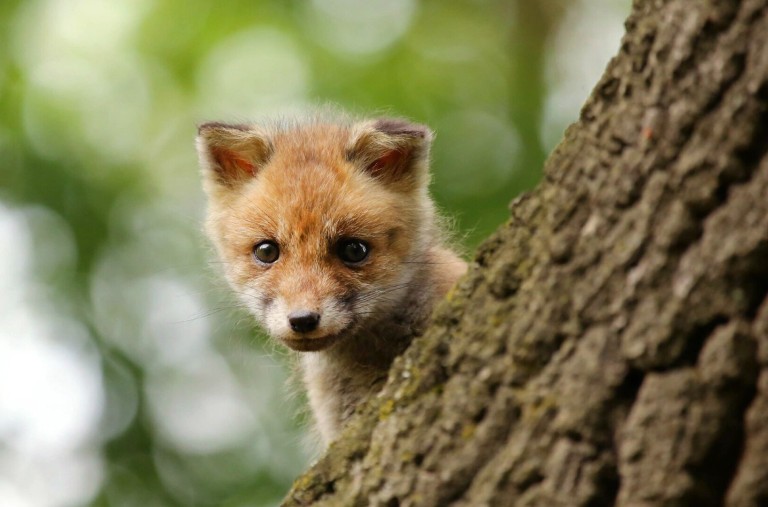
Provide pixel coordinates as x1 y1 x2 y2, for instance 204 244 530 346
196 28 310 118
305 0 417 56
0 203 104 507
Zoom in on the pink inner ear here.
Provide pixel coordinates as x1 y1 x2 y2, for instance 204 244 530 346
212 146 256 175
367 148 406 177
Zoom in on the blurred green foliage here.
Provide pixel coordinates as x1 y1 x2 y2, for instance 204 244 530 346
0 0 628 505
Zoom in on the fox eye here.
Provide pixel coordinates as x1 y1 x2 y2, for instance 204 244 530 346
253 241 279 264
337 239 369 265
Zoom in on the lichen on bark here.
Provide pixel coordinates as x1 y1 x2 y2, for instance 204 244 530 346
283 0 768 505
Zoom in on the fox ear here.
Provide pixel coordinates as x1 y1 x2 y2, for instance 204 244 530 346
348 118 433 187
196 122 273 189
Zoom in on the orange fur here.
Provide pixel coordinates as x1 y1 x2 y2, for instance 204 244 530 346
197 114 467 446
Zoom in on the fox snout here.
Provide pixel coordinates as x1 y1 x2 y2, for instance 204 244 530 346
278 305 347 352
287 310 321 333
281 308 340 351
263 292 355 352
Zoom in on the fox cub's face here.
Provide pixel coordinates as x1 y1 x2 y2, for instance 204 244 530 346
197 118 434 352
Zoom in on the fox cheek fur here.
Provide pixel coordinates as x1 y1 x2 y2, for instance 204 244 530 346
197 114 466 445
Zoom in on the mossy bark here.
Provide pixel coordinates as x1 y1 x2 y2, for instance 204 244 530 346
284 0 768 505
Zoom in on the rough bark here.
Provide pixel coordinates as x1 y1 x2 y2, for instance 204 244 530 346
284 0 768 505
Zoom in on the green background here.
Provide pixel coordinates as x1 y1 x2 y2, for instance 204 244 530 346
0 1 628 505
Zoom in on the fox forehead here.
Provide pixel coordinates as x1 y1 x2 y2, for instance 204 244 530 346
269 122 350 168
223 149 415 253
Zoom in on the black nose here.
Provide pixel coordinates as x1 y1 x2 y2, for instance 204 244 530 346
288 311 321 333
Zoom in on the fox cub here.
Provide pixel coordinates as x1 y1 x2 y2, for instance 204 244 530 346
197 114 466 446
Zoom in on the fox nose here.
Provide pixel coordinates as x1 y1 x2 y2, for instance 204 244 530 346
288 311 321 333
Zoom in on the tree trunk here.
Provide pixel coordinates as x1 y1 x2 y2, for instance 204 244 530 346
283 0 768 505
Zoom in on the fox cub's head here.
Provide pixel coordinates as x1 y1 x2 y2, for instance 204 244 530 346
197 117 435 352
